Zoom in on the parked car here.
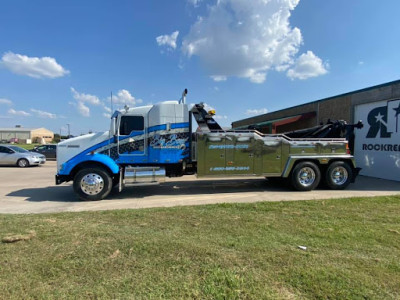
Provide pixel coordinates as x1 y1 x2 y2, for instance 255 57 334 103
0 144 46 167
32 144 57 159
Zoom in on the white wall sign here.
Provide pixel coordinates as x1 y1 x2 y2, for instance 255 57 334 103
354 99 400 181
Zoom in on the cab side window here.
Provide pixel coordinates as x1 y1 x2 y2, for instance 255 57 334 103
120 116 144 135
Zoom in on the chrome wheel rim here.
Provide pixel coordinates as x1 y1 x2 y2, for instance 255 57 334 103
298 167 316 187
80 173 104 195
18 159 27 167
331 167 348 185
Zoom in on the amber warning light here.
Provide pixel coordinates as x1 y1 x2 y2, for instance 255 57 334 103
346 143 351 155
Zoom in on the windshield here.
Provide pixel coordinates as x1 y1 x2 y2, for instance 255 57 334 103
8 145 29 153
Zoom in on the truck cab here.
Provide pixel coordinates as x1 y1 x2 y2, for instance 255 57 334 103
56 100 190 200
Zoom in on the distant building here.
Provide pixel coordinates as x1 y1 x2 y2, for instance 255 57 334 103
232 79 400 182
0 127 54 143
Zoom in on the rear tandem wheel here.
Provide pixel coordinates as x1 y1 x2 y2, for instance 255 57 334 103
290 161 321 191
325 161 353 190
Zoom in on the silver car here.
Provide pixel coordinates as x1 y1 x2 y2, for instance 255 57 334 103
0 144 46 167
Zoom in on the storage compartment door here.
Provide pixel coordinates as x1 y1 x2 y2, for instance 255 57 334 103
225 136 254 175
202 135 226 176
261 139 282 174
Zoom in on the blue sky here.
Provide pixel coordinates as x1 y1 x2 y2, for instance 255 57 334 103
1 0 400 135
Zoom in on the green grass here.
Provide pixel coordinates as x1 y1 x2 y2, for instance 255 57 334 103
1 196 399 299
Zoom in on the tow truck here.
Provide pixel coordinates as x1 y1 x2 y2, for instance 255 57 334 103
56 90 361 201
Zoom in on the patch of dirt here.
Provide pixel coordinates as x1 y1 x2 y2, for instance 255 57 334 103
2 230 36 243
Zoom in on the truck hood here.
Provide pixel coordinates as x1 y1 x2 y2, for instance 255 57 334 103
57 131 110 171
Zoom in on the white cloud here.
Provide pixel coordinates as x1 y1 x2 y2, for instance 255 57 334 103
71 87 101 105
188 0 202 7
245 108 268 116
102 104 112 117
8 108 31 117
103 105 112 113
30 108 57 119
110 89 143 106
358 61 364 65
287 51 328 80
182 0 326 83
1 52 69 79
211 75 227 82
77 102 90 117
214 115 228 120
0 98 12 105
69 101 90 117
156 31 179 50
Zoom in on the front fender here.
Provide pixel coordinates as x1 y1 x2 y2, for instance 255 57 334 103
59 153 119 176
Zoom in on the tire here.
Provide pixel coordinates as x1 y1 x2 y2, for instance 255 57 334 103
73 167 113 201
290 161 321 191
325 161 353 190
17 158 29 168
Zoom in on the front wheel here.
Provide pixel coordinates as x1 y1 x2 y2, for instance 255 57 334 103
325 161 353 190
17 158 29 168
290 161 321 191
73 167 113 201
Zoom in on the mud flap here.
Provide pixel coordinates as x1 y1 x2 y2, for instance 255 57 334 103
351 167 362 183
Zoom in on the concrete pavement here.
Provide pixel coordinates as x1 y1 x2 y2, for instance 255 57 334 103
0 161 399 214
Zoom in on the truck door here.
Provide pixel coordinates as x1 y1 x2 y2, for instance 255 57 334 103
118 115 147 157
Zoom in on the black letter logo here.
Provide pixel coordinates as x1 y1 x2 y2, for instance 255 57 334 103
366 106 391 138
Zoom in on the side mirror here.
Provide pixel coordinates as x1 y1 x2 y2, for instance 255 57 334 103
110 117 118 144
110 118 116 135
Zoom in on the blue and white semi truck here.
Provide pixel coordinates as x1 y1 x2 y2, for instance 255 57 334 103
56 90 360 201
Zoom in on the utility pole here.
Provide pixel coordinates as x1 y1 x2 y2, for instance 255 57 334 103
67 123 70 138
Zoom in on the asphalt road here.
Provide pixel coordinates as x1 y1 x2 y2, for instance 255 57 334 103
0 161 399 214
